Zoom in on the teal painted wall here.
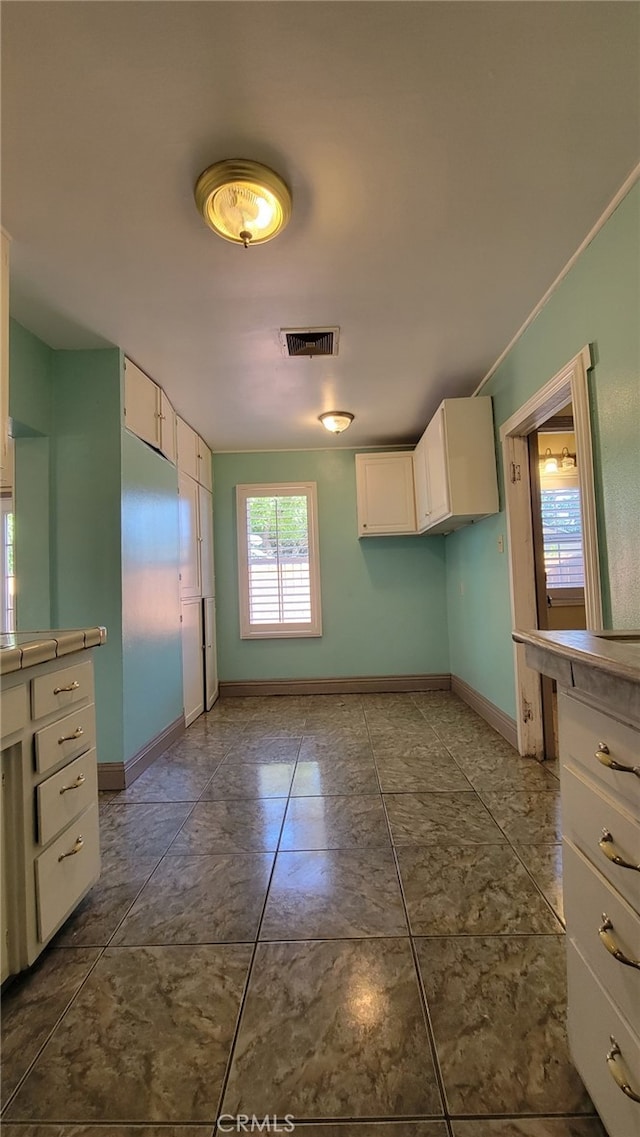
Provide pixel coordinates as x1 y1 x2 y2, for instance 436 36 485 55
447 183 640 719
50 349 124 765
9 321 54 627
9 324 187 766
14 437 51 628
121 430 182 762
9 318 52 437
213 449 449 681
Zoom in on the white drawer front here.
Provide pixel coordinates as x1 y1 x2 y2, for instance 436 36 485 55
564 838 640 1035
560 691 640 813
37 748 98 847
35 802 100 943
31 660 93 721
562 763 640 916
567 941 640 1137
0 683 27 740
34 703 96 775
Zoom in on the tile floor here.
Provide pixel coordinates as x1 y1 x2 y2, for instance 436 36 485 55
1 692 607 1136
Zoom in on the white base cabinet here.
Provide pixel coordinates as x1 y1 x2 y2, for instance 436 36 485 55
559 688 640 1137
413 397 498 534
203 597 219 711
181 599 204 727
1 649 101 981
355 452 416 536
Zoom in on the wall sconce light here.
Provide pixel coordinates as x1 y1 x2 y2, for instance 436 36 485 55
561 446 576 469
194 159 292 248
319 411 354 434
542 447 558 473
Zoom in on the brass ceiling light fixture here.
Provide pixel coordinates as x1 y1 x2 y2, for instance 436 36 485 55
319 412 354 434
194 159 292 248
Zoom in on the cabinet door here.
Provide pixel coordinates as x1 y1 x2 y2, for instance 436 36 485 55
176 417 199 479
423 408 451 526
413 435 431 532
197 437 213 491
124 359 161 449
178 472 201 598
198 484 215 597
181 599 204 727
203 597 219 710
1 749 10 983
159 390 177 465
355 453 416 536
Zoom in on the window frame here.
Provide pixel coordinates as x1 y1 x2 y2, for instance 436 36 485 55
236 481 322 639
539 468 585 594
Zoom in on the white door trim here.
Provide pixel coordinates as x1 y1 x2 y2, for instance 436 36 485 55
500 345 603 756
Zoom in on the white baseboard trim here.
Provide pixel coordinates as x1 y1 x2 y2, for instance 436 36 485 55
219 674 451 698
98 715 185 790
451 674 518 750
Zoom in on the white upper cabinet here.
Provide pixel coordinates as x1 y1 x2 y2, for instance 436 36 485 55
124 358 177 465
413 397 498 535
355 452 417 536
177 416 199 480
177 415 213 489
197 438 213 491
159 389 177 464
124 359 161 450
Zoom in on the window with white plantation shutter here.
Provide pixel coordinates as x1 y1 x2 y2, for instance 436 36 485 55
540 484 585 590
237 482 322 638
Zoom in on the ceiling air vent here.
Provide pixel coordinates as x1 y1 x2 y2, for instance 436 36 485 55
280 327 340 358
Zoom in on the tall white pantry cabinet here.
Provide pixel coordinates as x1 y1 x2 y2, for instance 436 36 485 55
176 417 217 725
124 359 218 728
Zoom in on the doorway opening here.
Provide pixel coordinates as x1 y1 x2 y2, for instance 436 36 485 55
500 346 602 759
528 407 587 758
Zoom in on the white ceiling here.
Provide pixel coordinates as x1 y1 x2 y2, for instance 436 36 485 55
2 1 638 451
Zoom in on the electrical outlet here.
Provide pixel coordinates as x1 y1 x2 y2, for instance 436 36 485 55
497 535 504 554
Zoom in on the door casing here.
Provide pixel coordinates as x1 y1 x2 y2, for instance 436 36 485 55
500 345 602 757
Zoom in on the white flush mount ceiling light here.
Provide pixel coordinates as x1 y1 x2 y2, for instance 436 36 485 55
194 159 292 248
319 412 354 434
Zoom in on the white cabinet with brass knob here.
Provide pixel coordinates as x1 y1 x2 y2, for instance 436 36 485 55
124 358 176 464
559 688 640 1136
355 452 416 536
0 630 104 981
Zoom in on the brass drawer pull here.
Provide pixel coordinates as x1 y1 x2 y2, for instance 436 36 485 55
59 773 86 795
596 742 640 778
58 835 84 862
606 1037 640 1102
599 915 640 969
53 680 80 695
58 727 84 745
599 829 640 872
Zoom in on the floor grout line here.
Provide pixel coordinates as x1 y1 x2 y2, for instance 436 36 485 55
365 711 452 1126
212 732 303 1126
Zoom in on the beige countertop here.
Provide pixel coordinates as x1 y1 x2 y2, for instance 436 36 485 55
0 627 107 675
